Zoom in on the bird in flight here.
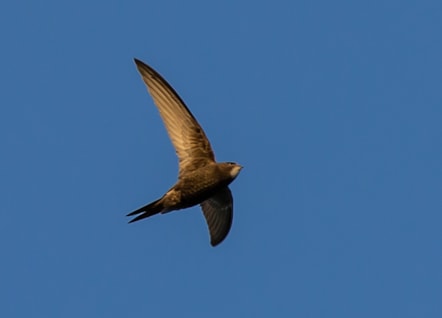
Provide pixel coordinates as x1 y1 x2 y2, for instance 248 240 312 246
127 58 242 246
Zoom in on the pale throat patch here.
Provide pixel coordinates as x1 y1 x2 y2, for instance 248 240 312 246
230 166 242 178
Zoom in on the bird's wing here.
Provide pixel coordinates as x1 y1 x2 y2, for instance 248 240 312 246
134 59 215 175
200 187 233 246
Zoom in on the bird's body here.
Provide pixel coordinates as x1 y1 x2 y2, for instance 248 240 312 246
127 59 242 246
129 162 239 217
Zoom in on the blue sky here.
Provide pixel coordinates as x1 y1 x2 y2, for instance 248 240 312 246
1 0 441 317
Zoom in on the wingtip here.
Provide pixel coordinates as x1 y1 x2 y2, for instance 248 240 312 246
210 237 225 247
134 57 150 68
133 58 143 68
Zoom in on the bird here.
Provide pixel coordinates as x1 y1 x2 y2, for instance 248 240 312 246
127 58 242 246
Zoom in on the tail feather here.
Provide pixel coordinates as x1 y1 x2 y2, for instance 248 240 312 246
127 198 163 223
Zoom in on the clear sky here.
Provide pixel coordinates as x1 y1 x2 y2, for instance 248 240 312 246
1 1 441 317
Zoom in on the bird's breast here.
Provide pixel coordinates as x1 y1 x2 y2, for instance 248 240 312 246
174 165 233 207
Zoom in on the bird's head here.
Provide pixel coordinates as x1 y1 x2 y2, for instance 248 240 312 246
224 162 243 179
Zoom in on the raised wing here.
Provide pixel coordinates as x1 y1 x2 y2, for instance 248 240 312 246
200 187 233 246
134 59 215 175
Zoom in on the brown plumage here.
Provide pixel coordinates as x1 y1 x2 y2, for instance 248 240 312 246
127 58 242 246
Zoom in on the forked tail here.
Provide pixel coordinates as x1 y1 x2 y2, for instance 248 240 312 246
127 198 163 223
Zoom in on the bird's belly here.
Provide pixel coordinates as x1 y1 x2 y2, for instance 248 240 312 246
181 185 224 207
176 178 229 209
